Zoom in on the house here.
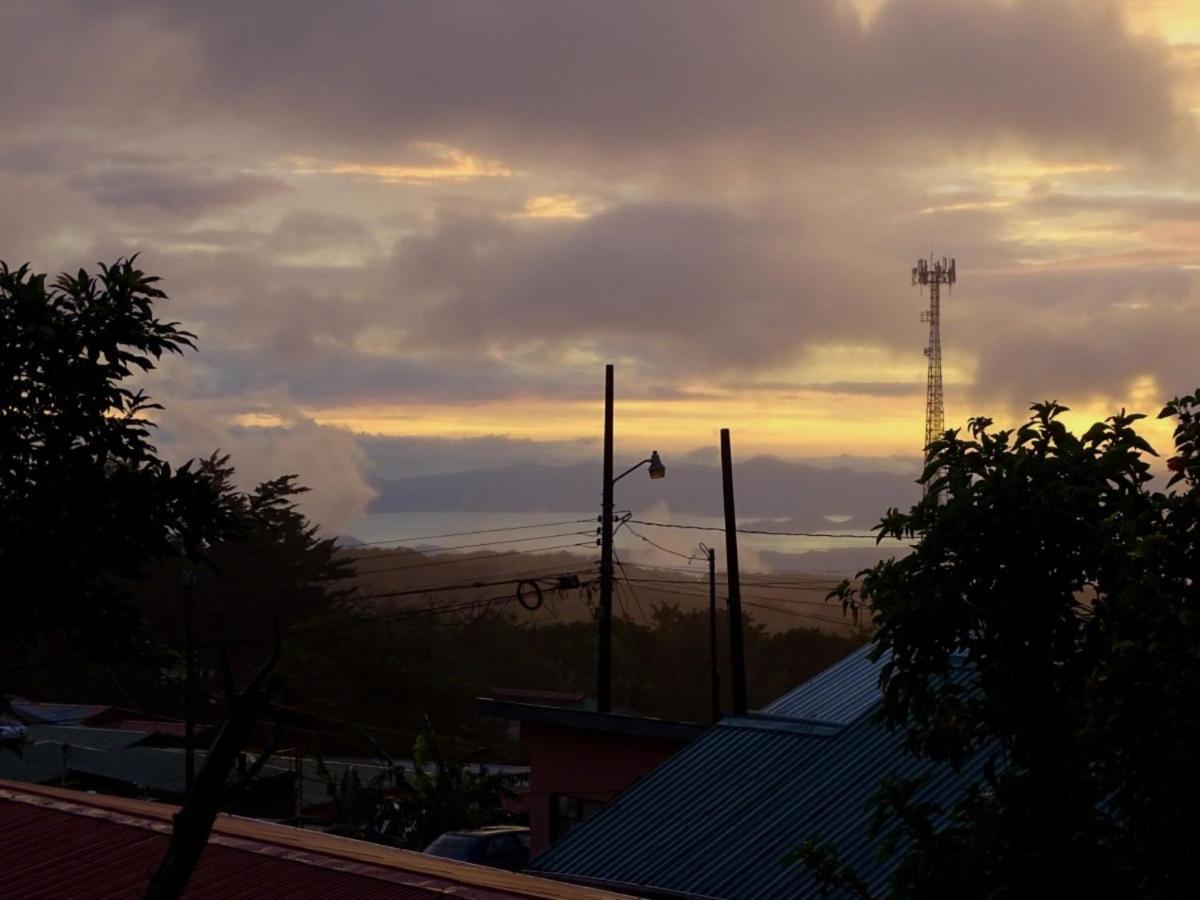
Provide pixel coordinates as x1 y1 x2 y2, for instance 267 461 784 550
0 778 634 899
478 696 706 855
0 724 296 816
526 643 987 899
7 697 208 745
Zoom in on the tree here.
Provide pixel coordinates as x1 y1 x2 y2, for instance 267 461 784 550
129 453 355 686
1 259 234 662
807 397 1200 899
318 721 515 849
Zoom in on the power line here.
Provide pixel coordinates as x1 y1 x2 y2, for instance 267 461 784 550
194 585 595 651
345 518 594 547
195 566 594 618
622 523 703 561
348 540 595 576
617 578 841 612
613 550 650 627
628 519 900 540
619 576 841 595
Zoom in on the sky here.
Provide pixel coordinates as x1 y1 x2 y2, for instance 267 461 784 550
4 0 1200 528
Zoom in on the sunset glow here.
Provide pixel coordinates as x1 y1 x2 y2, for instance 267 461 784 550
5 0 1199 526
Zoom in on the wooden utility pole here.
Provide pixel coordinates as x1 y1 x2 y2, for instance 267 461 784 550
705 544 720 723
182 567 197 794
721 428 747 716
597 364 615 714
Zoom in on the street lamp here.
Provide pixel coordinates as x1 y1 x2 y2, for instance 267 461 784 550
613 450 666 484
597 365 666 713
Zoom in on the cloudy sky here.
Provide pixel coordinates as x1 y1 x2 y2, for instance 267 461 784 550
5 0 1199 526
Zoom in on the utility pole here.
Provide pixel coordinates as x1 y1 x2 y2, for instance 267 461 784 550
720 429 747 716
912 255 955 497
597 364 615 714
182 566 198 794
702 544 720 723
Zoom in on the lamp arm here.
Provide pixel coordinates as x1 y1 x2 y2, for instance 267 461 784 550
612 458 651 485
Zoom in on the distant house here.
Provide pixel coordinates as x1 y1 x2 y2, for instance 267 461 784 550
7 697 208 745
479 694 706 855
526 643 988 900
0 779 634 899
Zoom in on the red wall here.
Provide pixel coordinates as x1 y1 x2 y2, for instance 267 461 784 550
522 722 688 855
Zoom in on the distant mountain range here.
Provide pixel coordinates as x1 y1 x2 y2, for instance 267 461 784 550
369 458 920 530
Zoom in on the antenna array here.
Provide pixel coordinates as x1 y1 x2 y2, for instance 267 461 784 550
911 256 955 495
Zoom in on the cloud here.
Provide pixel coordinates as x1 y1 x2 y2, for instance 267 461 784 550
282 143 515 184
2 0 1197 510
153 390 377 533
128 0 1184 165
70 167 291 214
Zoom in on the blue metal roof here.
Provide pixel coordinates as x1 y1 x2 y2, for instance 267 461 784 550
8 700 108 727
759 642 885 724
529 644 989 899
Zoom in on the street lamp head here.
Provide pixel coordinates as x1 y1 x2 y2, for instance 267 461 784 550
648 450 666 480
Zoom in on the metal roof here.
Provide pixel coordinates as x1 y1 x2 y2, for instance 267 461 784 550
8 699 110 726
0 740 292 797
0 741 64 786
0 780 634 899
478 698 707 742
529 643 990 900
759 642 885 724
24 724 153 750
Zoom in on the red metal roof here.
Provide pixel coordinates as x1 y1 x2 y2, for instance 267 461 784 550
0 781 630 900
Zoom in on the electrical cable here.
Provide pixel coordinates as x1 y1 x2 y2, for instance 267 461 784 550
628 518 901 540
346 518 594 547
346 540 595 576
622 523 704 562
613 550 650 626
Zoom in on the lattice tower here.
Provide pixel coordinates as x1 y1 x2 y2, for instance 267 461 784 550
912 256 955 494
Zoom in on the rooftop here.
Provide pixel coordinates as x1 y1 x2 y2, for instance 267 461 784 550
528 643 989 900
0 779 632 899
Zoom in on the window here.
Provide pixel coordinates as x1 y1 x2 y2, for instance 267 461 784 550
550 794 605 843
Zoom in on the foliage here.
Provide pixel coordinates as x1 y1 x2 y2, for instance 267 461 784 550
808 397 1200 898
0 259 236 662
319 722 516 849
130 453 355 680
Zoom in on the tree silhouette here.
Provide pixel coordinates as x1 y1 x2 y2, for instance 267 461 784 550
1 258 236 663
802 396 1200 898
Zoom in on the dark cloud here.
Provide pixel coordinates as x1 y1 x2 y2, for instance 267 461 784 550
391 201 903 378
961 271 1200 406
70 167 291 213
1029 191 1200 221
5 1 1183 166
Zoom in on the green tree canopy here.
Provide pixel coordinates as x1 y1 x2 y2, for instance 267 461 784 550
811 396 1200 898
1 258 350 672
1 259 239 661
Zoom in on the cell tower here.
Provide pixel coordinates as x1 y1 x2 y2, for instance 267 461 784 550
912 255 955 494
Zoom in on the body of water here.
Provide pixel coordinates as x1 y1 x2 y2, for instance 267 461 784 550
339 510 888 575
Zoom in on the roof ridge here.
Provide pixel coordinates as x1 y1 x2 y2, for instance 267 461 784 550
0 780 631 899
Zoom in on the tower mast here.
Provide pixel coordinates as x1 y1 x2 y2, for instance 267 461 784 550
912 255 955 496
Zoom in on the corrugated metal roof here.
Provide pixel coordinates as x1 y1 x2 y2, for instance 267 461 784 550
0 740 63 786
531 714 988 900
529 643 990 899
0 741 292 797
9 699 110 726
0 780 634 899
759 642 885 724
24 725 152 750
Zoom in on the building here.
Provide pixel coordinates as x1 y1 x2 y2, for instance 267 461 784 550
526 643 987 899
0 778 633 899
478 696 706 855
